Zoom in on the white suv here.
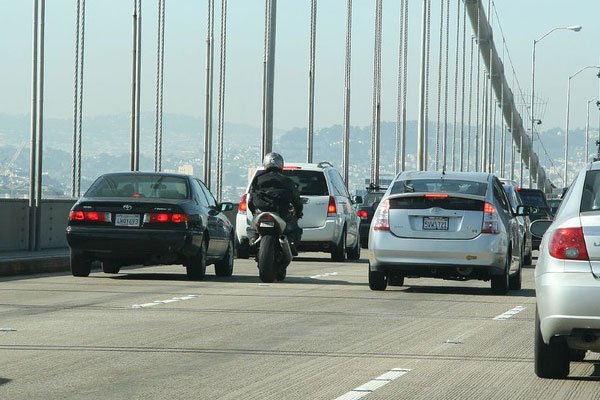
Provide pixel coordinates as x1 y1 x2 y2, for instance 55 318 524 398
235 162 361 261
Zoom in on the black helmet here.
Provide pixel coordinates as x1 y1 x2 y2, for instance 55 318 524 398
262 152 284 171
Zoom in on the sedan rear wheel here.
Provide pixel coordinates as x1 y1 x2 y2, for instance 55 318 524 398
369 268 387 291
215 237 234 277
235 237 249 259
102 260 121 274
535 310 569 378
186 240 207 280
70 250 91 277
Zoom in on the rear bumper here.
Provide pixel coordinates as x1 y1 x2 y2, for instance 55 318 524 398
369 230 507 276
536 271 600 345
66 226 199 259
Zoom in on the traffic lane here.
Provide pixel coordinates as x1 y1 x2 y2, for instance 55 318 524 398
0 252 599 399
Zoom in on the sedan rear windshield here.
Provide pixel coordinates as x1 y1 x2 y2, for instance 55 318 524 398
390 179 487 196
86 175 189 199
581 170 600 212
517 189 548 207
283 170 329 196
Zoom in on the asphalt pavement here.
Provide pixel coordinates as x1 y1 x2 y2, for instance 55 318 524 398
0 251 599 399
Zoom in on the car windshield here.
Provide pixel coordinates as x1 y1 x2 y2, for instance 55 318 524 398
363 192 385 207
390 179 487 196
581 170 600 211
86 174 189 199
282 170 329 196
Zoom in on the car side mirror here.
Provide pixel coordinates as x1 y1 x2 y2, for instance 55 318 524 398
515 205 538 216
351 195 363 204
530 219 553 238
219 202 233 212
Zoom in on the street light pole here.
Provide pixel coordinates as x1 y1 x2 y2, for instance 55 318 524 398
565 65 600 185
530 25 581 189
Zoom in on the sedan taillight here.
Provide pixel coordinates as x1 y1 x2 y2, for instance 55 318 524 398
144 213 190 223
357 210 368 219
548 227 589 260
69 210 112 222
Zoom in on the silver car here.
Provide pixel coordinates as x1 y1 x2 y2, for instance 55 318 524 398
368 171 527 294
533 161 600 378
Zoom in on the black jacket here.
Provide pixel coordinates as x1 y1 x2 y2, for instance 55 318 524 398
248 169 303 217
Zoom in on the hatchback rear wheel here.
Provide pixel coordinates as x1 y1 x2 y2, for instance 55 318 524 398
535 311 569 378
369 268 387 291
491 253 510 295
508 250 523 290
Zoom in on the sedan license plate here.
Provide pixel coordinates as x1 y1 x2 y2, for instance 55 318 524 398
115 214 140 227
423 216 449 230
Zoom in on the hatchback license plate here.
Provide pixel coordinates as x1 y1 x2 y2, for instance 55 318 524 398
423 216 449 230
115 214 140 227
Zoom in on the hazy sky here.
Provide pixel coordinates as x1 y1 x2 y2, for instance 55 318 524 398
1 0 599 132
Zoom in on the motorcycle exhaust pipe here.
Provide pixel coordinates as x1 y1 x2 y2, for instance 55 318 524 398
279 236 293 262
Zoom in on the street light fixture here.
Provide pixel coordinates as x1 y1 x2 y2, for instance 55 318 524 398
530 25 581 188
565 65 600 185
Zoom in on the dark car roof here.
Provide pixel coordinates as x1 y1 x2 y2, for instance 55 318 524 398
100 172 192 179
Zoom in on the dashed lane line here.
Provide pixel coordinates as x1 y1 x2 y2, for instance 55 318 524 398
309 272 339 279
493 305 526 320
333 368 411 400
132 295 199 309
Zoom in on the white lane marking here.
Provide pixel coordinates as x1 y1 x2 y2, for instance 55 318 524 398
333 368 410 400
132 295 199 309
493 305 526 320
0 328 17 332
309 271 339 279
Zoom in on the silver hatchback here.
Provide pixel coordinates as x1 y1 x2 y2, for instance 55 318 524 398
368 171 527 294
533 161 600 378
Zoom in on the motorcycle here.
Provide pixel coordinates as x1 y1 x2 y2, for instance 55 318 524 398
252 210 294 283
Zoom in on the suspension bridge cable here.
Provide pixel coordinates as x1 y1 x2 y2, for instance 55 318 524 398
435 0 444 170
158 0 165 172
71 0 80 197
401 0 408 171
424 0 431 169
216 0 227 200
154 0 162 172
76 0 85 196
395 0 405 175
442 0 450 170
459 1 466 171
452 0 461 171
467 35 474 172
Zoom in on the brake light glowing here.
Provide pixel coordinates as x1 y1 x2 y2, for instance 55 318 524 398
373 200 390 231
357 210 368 219
516 187 522 191
145 213 189 223
69 210 111 222
327 196 337 215
548 227 589 260
283 166 301 169
481 202 499 234
425 193 449 198
133 193 141 198
238 193 247 213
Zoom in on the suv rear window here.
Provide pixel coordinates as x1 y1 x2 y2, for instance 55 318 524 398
517 188 548 208
581 170 600 212
390 179 487 196
86 174 189 199
283 170 329 196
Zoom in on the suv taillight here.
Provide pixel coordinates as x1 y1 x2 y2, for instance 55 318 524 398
548 227 589 260
69 211 112 222
481 202 499 234
238 193 248 213
373 199 389 231
327 196 337 216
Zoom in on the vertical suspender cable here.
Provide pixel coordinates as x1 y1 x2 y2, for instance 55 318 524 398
342 0 352 185
417 0 428 171
154 0 162 172
452 0 461 171
130 0 138 171
474 3 480 172
204 0 214 187
371 0 382 186
424 0 431 169
307 0 317 163
72 0 80 197
435 0 444 170
134 0 142 171
158 0 165 172
481 76 487 172
487 0 493 173
467 35 474 172
261 0 277 158
401 0 408 172
28 0 39 250
459 2 466 171
76 0 86 196
442 0 450 170
216 0 227 201
395 0 405 175
34 0 45 250
154 0 166 172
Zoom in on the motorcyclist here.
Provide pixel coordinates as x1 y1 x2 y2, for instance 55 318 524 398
247 152 303 254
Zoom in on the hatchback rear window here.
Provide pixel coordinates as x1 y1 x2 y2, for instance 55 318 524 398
581 170 600 212
282 170 329 196
390 179 487 196
389 196 484 211
86 174 189 199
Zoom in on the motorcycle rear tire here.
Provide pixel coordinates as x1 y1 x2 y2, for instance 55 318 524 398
258 235 276 283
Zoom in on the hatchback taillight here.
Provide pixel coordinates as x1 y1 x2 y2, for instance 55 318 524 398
548 227 589 260
327 196 337 216
144 213 189 223
357 210 368 219
481 202 499 234
373 200 390 231
69 210 111 222
238 193 248 213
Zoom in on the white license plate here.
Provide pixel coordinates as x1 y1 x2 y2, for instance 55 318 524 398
423 216 449 230
115 214 140 227
259 222 275 228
